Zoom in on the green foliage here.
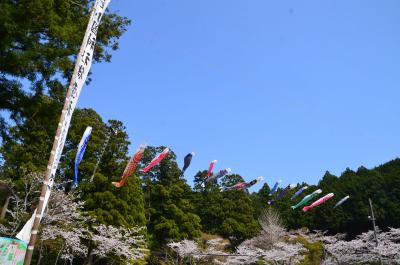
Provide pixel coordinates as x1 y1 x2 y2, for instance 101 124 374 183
193 173 260 245
143 146 202 247
60 108 108 183
250 183 271 218
253 160 400 238
0 0 130 183
0 0 130 100
74 115 146 227
294 236 324 265
1 102 146 262
219 173 244 188
0 94 62 180
82 172 146 227
0 1 146 263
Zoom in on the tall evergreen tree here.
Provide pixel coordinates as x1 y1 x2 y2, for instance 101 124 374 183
0 0 130 115
250 182 271 218
0 0 130 183
193 173 260 245
142 146 201 247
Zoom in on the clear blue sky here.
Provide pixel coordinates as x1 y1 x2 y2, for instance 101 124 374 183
78 0 400 190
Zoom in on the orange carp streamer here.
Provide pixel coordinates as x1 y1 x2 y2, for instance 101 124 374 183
112 144 146 187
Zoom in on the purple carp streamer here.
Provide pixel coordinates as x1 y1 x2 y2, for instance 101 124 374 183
291 186 308 200
334 195 350 208
268 184 295 204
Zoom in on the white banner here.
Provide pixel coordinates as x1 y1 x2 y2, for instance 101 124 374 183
16 0 111 243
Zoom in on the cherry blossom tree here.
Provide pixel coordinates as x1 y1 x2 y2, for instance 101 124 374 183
168 237 306 265
168 239 200 257
1 178 147 264
167 208 307 264
41 190 147 264
167 212 400 264
255 207 286 249
322 228 400 264
0 172 42 236
90 224 146 262
40 190 90 264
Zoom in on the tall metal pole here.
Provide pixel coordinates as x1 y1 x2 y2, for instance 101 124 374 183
22 1 109 264
368 198 382 265
90 129 112 182
368 198 379 247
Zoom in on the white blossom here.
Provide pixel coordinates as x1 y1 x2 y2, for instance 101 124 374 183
1 173 148 263
41 189 147 263
225 239 305 264
168 236 305 264
168 239 200 257
91 224 147 260
0 172 42 236
323 228 400 264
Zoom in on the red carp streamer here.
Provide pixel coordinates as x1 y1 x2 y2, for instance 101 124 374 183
303 193 334 212
141 147 169 173
207 160 217 178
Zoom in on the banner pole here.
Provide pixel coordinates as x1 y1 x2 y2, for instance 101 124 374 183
22 1 110 264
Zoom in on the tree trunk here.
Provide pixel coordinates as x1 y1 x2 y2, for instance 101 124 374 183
55 243 65 265
84 248 94 265
36 240 44 265
0 196 11 220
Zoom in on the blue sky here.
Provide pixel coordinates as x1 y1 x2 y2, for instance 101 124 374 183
78 0 400 190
